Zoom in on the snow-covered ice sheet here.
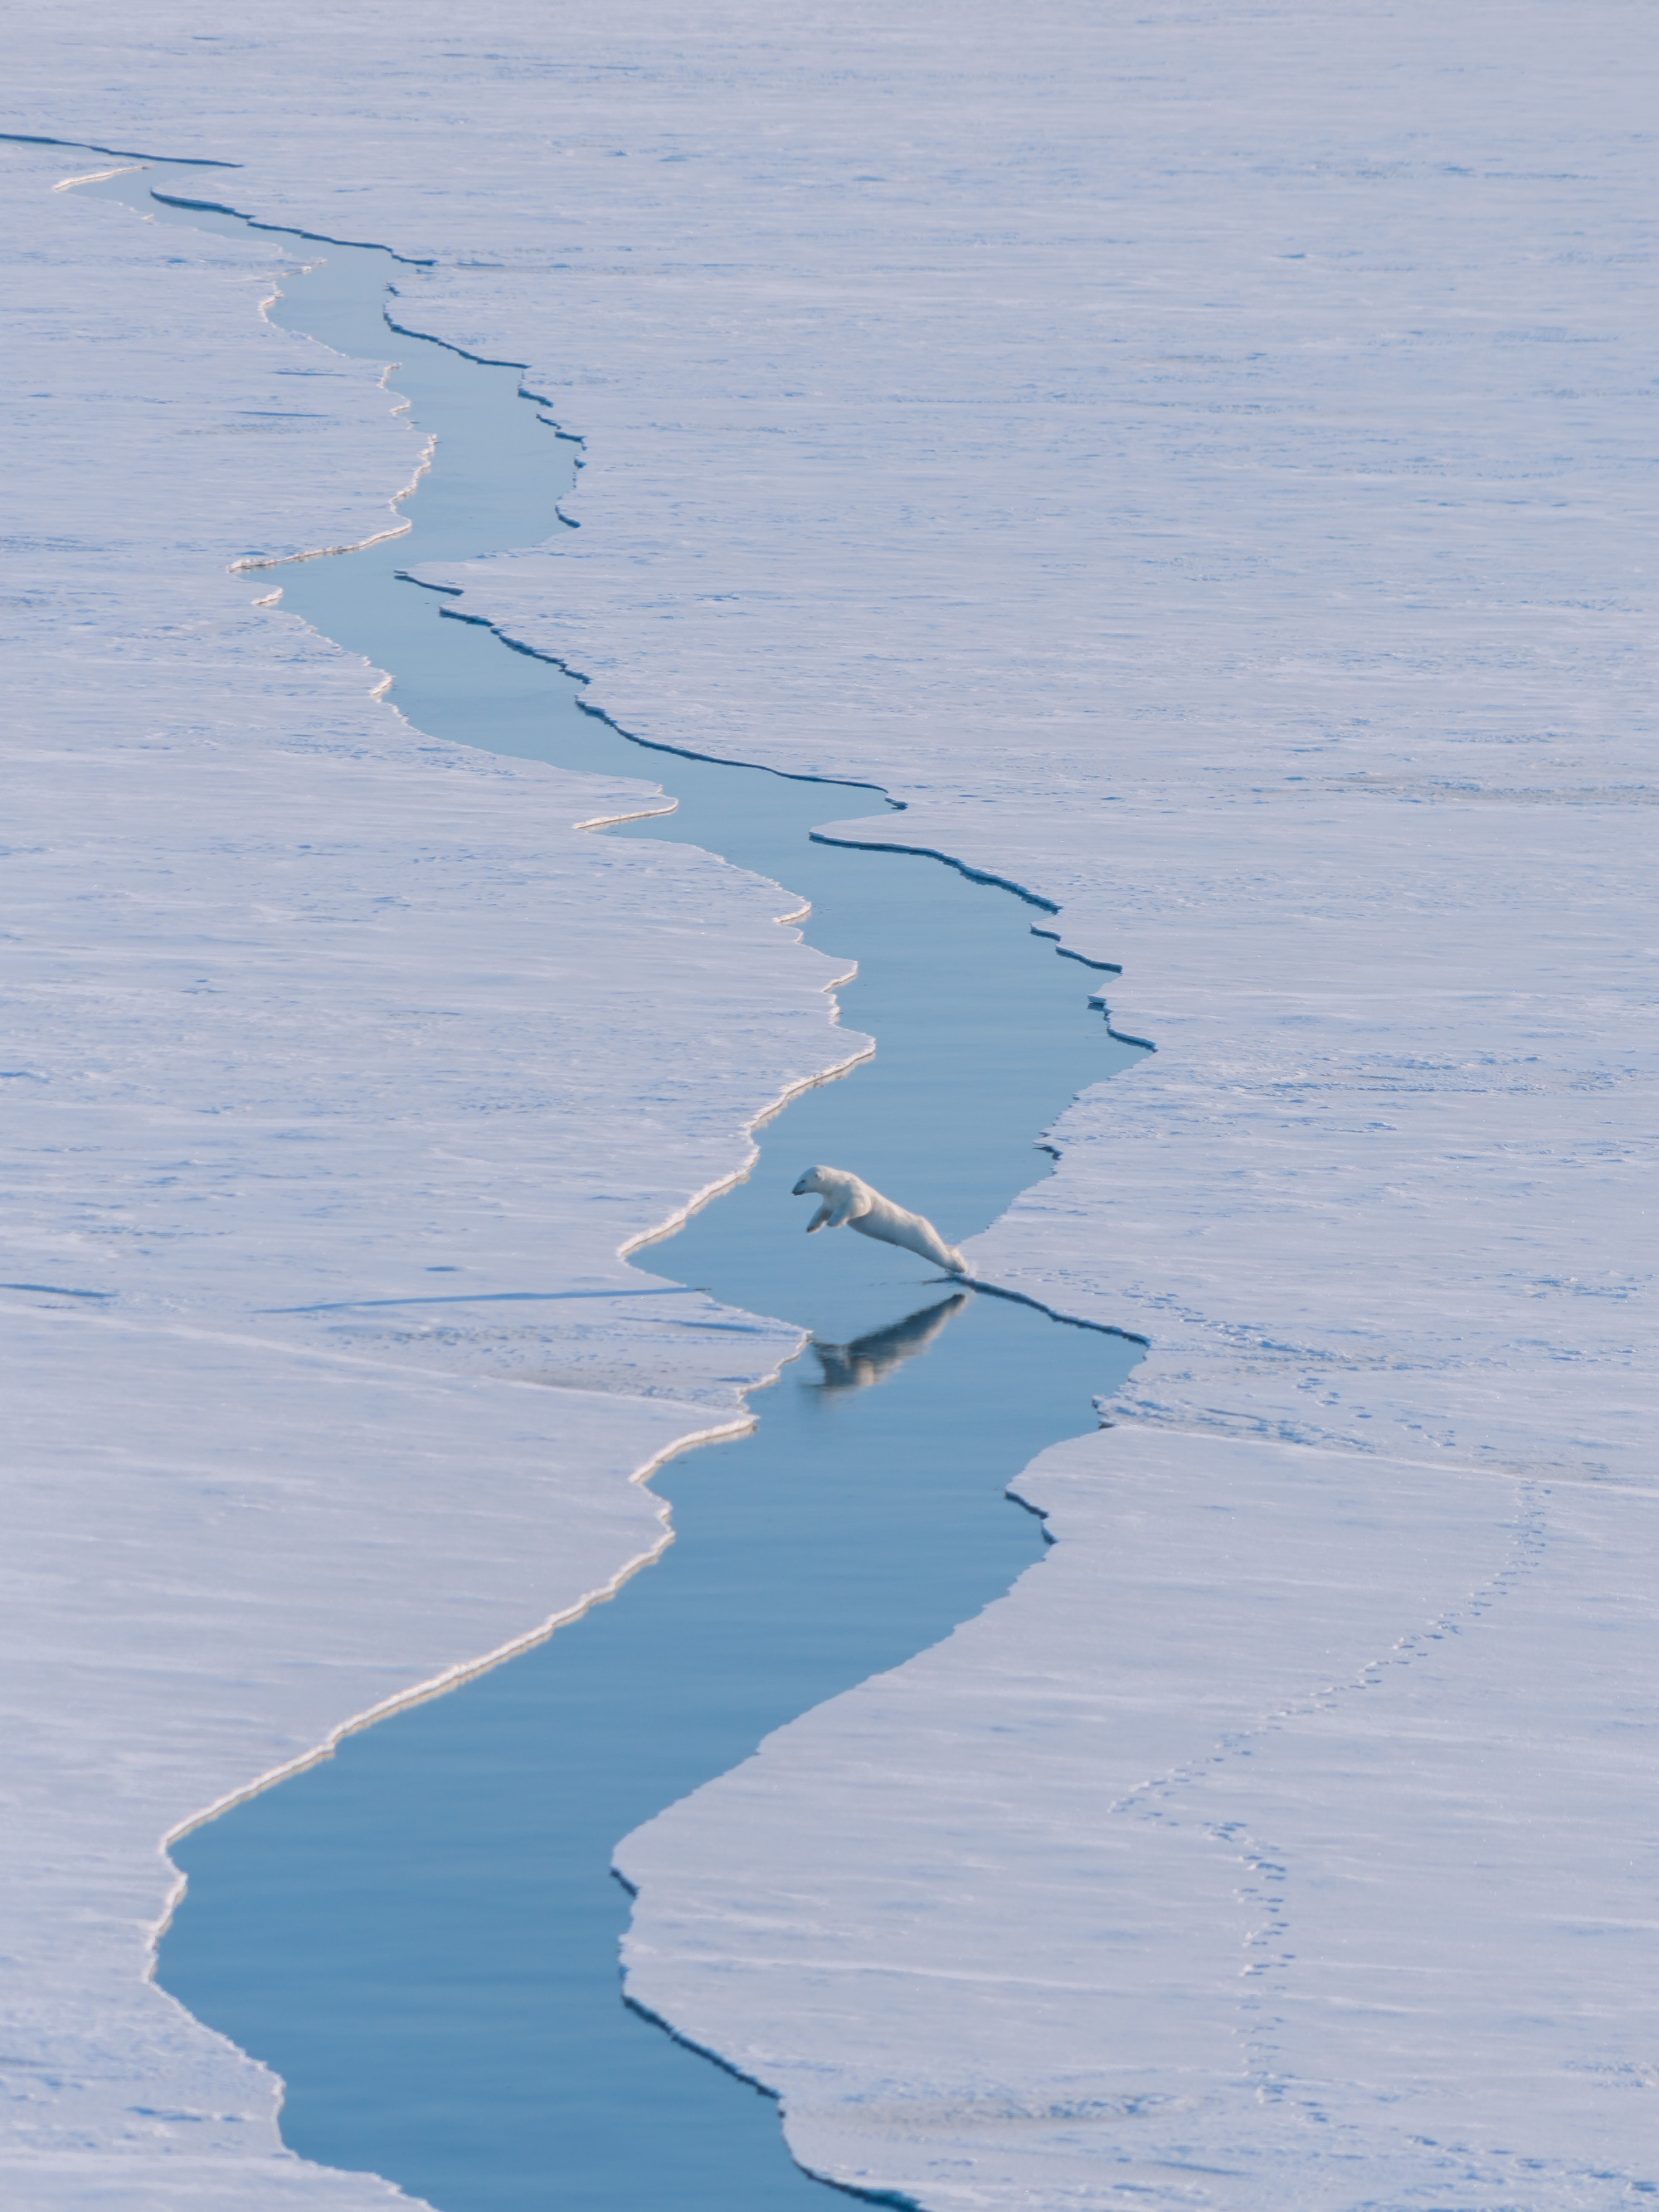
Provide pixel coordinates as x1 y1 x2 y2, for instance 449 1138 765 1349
621 1437 1659 2206
0 143 861 2208
5 3 1658 2204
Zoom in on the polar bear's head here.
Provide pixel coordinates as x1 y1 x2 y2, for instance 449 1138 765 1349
792 1165 833 1196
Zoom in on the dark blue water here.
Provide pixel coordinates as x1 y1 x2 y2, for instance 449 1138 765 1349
79 168 1148 2211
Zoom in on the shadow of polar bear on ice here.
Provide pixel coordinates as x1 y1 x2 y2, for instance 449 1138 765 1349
791 1165 966 1275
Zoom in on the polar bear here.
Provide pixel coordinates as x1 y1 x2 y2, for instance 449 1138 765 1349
791 1165 967 1274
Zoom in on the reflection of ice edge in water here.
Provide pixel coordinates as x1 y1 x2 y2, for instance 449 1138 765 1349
68 163 1151 2212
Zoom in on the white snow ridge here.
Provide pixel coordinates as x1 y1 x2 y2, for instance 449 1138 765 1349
4 3 1659 2209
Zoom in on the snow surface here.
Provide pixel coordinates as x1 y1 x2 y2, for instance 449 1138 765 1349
5 3 1659 2205
1 142 862 2210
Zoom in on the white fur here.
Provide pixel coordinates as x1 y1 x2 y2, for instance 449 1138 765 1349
791 1165 966 1274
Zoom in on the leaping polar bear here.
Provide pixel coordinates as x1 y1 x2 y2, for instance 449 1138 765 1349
791 1165 967 1275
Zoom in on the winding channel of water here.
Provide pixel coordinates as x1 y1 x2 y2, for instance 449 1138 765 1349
77 168 1150 2212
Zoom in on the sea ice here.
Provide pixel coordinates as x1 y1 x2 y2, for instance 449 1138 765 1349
3 2 1657 2202
0 141 861 2210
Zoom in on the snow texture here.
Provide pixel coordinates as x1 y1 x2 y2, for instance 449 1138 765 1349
5 3 1659 2205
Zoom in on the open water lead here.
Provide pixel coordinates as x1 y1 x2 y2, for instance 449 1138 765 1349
73 163 1150 2212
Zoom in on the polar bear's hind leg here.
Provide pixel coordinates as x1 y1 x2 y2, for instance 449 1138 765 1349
849 1207 966 1274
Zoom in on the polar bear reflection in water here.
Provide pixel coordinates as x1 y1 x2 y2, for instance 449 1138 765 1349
811 1292 969 1393
791 1164 967 1273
